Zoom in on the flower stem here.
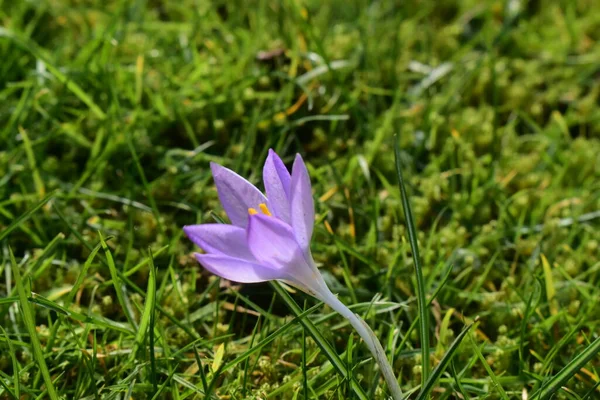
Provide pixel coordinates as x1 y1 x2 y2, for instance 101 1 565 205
317 289 404 400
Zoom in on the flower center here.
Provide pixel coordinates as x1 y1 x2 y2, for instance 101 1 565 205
248 203 272 216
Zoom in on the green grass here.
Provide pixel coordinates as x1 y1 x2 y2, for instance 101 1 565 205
1 0 600 399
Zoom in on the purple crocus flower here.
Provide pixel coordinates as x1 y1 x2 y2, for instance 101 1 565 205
183 150 329 297
183 150 403 399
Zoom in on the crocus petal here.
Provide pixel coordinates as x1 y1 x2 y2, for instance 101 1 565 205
211 162 267 228
183 224 256 261
263 149 291 223
290 154 314 252
195 253 283 283
247 214 325 292
247 214 309 271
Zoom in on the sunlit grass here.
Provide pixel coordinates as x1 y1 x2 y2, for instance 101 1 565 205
1 0 600 399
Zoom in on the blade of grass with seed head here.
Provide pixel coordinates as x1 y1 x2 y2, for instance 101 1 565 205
394 134 430 386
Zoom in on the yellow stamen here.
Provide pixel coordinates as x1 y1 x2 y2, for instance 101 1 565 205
248 208 258 215
259 203 272 216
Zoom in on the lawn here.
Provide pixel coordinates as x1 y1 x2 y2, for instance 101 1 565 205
1 0 600 399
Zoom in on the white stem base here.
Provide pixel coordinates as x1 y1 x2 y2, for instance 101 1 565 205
316 289 404 400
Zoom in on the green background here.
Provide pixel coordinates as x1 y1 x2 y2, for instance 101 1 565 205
1 0 599 398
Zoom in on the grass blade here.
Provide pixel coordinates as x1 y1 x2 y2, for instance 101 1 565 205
468 330 510 400
535 335 600 400
99 232 136 328
0 192 55 242
222 302 322 372
18 127 45 197
520 279 542 371
0 296 19 305
29 293 133 335
9 247 59 400
302 304 310 400
54 206 198 340
0 378 17 400
0 28 106 120
0 325 19 398
415 323 474 400
65 239 104 307
129 248 157 363
393 134 430 385
148 252 158 394
582 380 600 400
